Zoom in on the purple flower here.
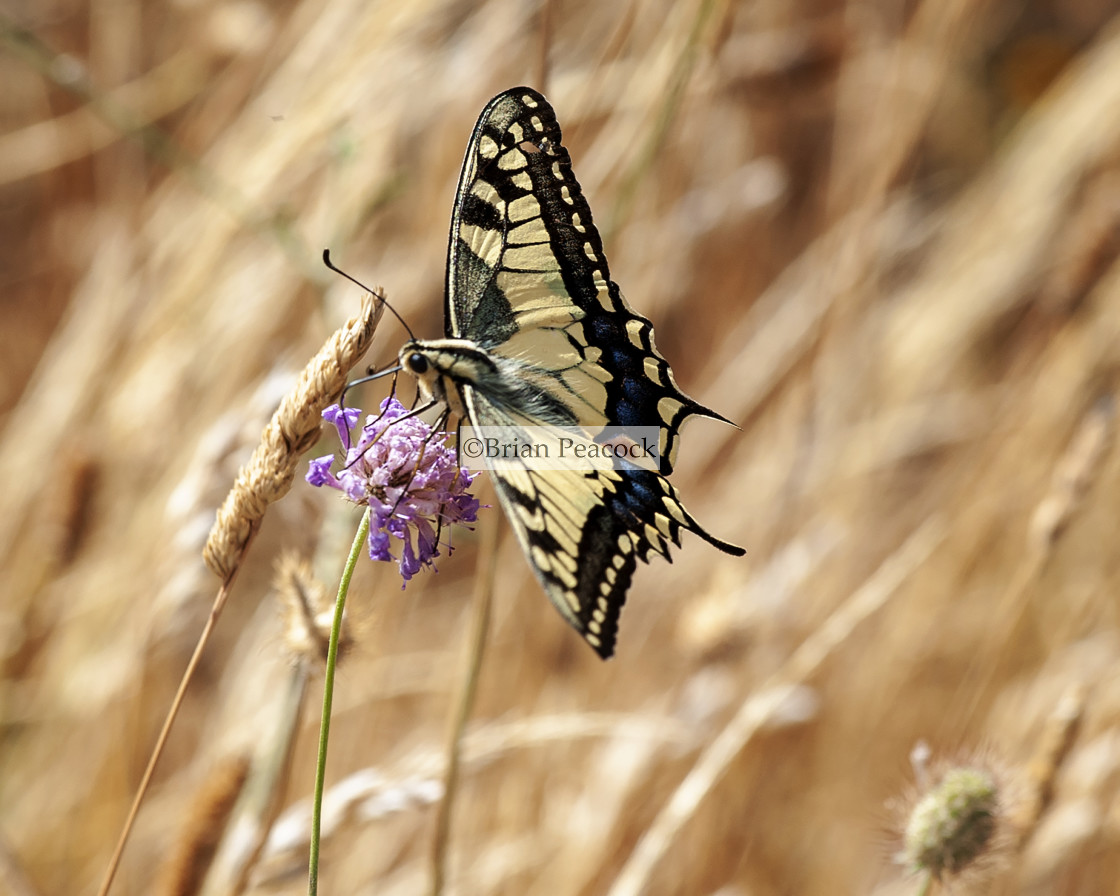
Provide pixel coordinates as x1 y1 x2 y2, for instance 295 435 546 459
307 398 481 584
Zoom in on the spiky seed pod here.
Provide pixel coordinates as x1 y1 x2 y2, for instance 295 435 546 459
902 766 998 878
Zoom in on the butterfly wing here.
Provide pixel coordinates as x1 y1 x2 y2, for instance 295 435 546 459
443 87 743 657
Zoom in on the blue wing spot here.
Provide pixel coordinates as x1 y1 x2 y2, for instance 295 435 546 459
614 398 640 426
590 315 621 340
623 375 655 400
609 348 639 373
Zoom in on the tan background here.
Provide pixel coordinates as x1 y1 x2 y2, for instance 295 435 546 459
3 0 1120 894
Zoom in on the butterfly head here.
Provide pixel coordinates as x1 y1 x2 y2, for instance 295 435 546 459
398 340 442 405
398 338 495 418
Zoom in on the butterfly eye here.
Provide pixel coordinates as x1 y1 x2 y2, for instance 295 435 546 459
408 352 429 374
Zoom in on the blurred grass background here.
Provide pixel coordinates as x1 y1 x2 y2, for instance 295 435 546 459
3 0 1120 894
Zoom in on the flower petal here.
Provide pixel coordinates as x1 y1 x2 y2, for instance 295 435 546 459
306 455 339 488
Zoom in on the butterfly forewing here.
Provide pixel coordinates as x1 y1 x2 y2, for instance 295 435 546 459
446 88 734 472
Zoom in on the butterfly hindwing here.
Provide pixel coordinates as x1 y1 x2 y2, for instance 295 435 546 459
463 389 712 658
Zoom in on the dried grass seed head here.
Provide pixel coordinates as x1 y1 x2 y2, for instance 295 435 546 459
203 292 382 580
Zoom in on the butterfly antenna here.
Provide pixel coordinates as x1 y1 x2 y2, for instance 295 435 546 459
342 364 402 401
322 249 416 341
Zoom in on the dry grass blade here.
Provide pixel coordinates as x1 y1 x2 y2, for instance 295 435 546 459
198 669 311 896
1028 397 1115 552
189 556 332 896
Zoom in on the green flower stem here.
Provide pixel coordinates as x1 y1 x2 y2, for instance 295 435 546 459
308 509 370 896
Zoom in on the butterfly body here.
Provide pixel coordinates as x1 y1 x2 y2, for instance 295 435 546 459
401 338 582 427
402 87 743 658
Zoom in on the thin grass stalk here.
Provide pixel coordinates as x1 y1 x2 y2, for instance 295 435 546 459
606 0 718 236
429 512 501 896
200 662 312 896
1015 685 1086 850
535 0 553 96
308 509 371 896
957 396 1114 728
98 574 240 896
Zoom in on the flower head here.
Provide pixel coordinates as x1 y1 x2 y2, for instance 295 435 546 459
893 746 1021 889
903 766 998 877
307 399 480 584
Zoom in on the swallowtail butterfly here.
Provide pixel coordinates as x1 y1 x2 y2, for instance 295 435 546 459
400 87 743 658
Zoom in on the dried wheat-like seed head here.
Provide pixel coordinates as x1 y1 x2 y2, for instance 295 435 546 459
203 292 382 580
